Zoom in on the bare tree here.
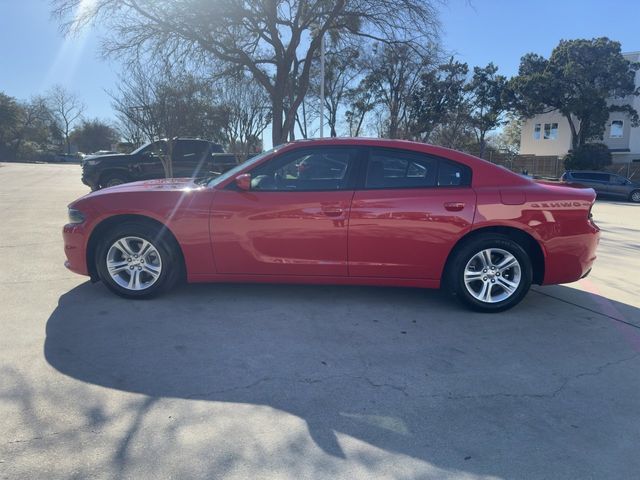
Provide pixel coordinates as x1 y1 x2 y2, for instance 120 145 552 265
115 113 146 149
218 74 271 160
52 0 440 146
344 76 378 137
308 39 363 137
110 63 227 176
363 42 436 139
47 85 84 154
110 66 163 144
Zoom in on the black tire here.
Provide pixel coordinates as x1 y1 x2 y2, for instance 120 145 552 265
630 189 640 203
101 172 130 188
447 234 533 313
95 222 182 299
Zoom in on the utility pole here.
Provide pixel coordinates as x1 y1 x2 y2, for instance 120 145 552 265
319 32 325 138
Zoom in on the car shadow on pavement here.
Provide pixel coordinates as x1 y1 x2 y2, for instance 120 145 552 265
44 281 640 478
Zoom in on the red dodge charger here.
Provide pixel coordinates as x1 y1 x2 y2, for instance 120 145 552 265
63 138 599 312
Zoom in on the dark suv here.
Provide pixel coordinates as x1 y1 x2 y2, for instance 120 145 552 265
81 138 238 190
561 170 640 203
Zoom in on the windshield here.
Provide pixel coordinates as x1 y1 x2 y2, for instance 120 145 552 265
207 147 280 188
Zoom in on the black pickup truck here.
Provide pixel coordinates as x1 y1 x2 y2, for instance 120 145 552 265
81 138 238 190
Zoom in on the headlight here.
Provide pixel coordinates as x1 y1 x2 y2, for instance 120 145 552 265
85 159 101 166
68 208 85 224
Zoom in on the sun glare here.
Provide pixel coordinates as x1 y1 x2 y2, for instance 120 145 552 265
42 0 98 89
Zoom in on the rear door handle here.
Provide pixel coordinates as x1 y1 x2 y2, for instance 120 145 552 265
322 208 343 217
444 202 465 212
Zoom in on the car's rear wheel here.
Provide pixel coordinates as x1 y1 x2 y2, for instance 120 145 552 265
95 222 180 298
630 190 640 203
448 234 532 312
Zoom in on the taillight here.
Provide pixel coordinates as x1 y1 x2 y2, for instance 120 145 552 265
588 204 598 229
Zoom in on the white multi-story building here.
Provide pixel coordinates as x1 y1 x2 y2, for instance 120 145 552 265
519 52 640 165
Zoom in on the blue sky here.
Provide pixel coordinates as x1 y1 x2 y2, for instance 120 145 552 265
2 0 640 146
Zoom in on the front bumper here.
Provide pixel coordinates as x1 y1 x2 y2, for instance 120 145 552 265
63 223 90 276
81 164 99 190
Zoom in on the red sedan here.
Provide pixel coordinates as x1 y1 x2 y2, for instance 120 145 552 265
63 138 599 312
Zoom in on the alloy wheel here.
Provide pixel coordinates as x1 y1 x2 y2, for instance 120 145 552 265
106 236 162 291
463 248 522 304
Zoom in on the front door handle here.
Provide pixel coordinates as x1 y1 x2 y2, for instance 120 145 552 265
444 202 465 212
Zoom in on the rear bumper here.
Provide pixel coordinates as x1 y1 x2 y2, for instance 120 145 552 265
542 223 600 285
63 223 90 276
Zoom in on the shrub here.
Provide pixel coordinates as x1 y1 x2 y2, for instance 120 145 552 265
564 143 612 170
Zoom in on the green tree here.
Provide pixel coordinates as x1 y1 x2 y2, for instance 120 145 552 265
467 63 507 158
70 119 120 153
0 93 20 157
492 114 522 157
564 143 612 170
507 37 639 150
13 97 53 157
411 59 469 142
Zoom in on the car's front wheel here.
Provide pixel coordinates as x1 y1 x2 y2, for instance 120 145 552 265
101 173 130 189
95 222 181 298
630 189 640 203
448 234 533 312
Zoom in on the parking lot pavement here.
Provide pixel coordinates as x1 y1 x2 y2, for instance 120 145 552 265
1 162 639 480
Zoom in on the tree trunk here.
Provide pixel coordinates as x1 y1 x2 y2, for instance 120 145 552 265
565 114 579 151
330 108 337 137
271 99 285 146
355 112 366 137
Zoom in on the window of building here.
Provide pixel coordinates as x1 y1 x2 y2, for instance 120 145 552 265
533 124 541 140
543 123 558 140
610 120 624 138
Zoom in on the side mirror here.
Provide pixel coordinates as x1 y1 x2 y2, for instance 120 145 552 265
235 173 251 191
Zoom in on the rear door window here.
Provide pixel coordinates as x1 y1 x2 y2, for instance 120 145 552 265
365 150 437 189
364 148 471 189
